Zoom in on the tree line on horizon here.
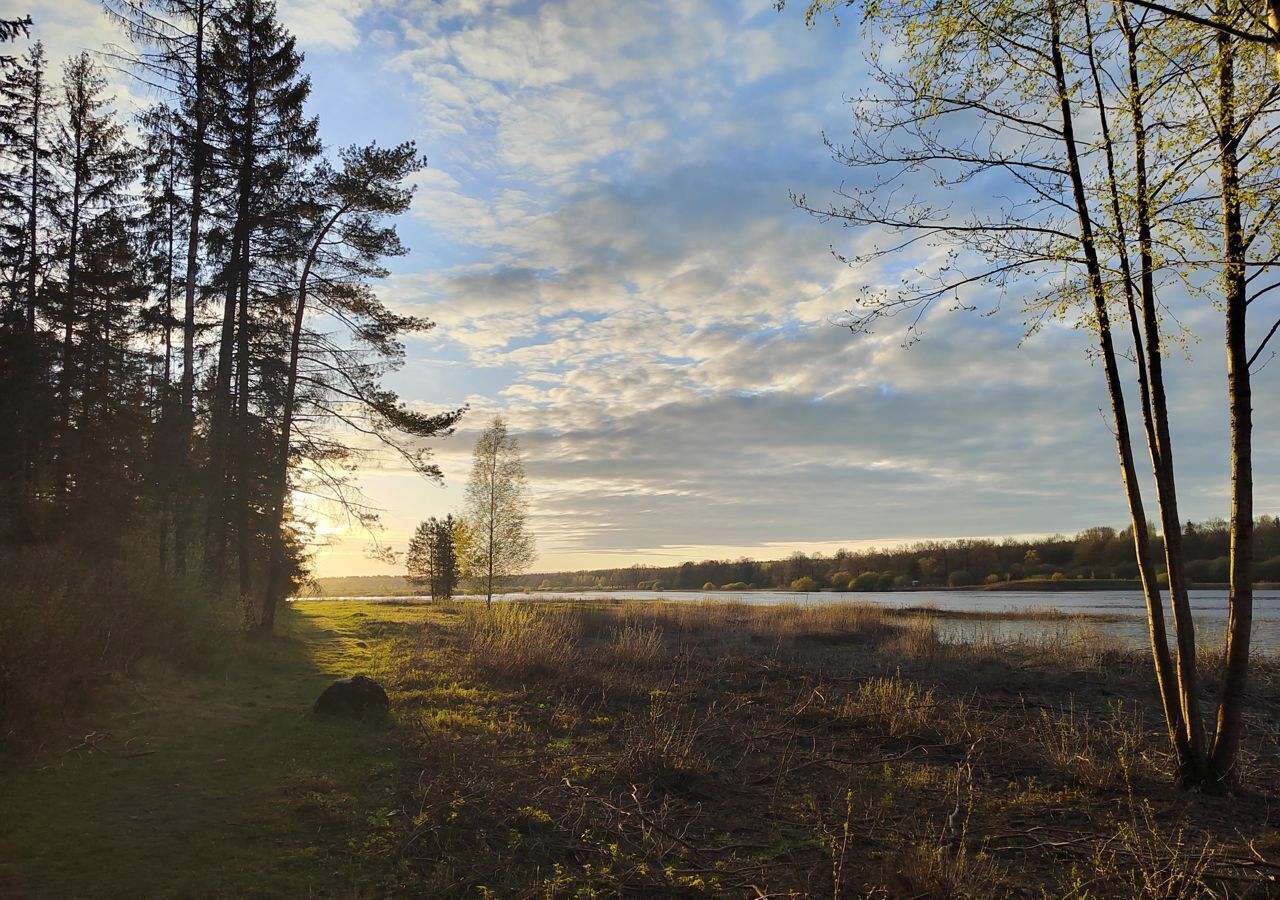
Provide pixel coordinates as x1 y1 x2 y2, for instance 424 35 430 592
0 3 459 730
502 517 1280 593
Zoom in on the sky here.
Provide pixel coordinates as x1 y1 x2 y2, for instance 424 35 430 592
36 0 1278 577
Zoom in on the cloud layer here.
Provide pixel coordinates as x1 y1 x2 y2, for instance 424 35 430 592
35 0 1278 575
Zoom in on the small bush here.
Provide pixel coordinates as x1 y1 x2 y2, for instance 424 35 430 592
0 542 215 743
843 672 937 737
948 570 975 587
791 576 818 591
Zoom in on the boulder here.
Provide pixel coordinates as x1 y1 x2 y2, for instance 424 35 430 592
312 674 389 718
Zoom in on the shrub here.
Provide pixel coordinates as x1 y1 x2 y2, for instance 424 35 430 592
1257 556 1280 582
1051 572 1066 582
790 576 818 591
722 581 748 591
1185 556 1229 584
0 541 213 742
947 570 975 587
854 571 880 591
830 571 853 590
985 573 1001 584
703 582 716 590
842 672 938 738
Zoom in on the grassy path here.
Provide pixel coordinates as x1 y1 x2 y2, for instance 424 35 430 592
0 602 418 899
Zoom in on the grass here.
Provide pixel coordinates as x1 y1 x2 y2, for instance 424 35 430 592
0 601 420 899
391 598 1280 897
4 596 1280 897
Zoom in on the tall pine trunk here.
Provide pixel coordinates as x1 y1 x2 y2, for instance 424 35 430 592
174 0 209 578
264 202 349 626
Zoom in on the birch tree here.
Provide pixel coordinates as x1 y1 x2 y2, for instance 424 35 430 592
463 417 535 606
796 0 1280 787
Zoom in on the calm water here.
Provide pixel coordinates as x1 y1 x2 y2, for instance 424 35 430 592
323 588 1280 654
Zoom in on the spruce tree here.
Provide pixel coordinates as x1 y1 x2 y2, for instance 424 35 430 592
47 52 136 506
0 39 50 542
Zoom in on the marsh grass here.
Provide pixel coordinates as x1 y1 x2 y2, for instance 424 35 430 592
458 601 581 679
386 597 1280 897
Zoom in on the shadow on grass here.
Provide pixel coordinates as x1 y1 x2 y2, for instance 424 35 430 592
0 600 416 900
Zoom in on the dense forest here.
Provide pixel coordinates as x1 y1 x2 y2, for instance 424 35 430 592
0 5 459 729
507 518 1280 592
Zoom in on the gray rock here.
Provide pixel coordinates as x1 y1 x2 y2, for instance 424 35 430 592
312 674 389 718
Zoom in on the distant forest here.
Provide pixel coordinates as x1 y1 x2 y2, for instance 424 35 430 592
311 517 1280 596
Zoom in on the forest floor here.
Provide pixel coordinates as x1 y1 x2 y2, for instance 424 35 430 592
4 598 1280 898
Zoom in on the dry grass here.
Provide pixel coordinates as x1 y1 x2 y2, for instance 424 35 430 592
456 601 581 679
383 598 1280 897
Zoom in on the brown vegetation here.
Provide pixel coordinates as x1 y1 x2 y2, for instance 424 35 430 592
370 598 1280 897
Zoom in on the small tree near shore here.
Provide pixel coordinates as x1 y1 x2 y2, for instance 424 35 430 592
407 514 461 600
463 417 535 606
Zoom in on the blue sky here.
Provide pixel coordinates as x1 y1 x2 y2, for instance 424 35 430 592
41 0 1278 576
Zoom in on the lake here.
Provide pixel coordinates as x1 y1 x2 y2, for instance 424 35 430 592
319 588 1280 654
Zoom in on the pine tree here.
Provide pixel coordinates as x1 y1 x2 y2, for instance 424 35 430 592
203 0 320 613
259 142 463 625
47 52 137 507
0 38 51 542
105 1 224 574
407 515 461 600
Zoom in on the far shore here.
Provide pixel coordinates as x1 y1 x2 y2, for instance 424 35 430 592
304 578 1280 600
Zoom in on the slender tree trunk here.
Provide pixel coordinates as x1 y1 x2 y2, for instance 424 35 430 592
159 138 177 577
264 195 353 622
264 203 349 624
262 267 309 630
488 454 498 606
174 3 207 579
234 253 252 624
16 64 42 538
1049 0 1202 782
24 68 39 332
57 110 85 506
1114 3 1207 773
1208 21 1253 786
1267 0 1280 77
181 2 206 423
